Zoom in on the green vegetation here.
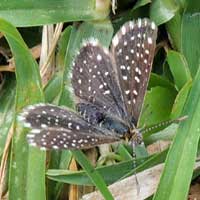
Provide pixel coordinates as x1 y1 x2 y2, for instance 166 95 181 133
0 0 200 199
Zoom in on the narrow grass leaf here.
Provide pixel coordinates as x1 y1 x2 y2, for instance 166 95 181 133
153 66 200 200
0 18 45 200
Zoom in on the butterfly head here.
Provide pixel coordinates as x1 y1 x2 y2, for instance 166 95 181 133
129 127 143 145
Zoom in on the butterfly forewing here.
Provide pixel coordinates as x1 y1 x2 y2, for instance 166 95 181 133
111 18 157 125
72 42 127 119
19 104 120 150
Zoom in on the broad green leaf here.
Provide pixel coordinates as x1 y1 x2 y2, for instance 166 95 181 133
150 0 179 25
0 0 110 27
47 159 139 186
171 80 192 119
132 0 151 10
47 150 168 186
167 50 191 90
166 12 182 51
149 73 175 91
140 86 177 127
117 144 133 161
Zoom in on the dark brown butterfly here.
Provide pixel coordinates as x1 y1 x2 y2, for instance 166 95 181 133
18 18 157 150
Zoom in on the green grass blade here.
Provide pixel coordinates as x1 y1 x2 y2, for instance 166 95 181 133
153 65 200 200
0 0 110 26
0 75 15 156
0 18 45 200
171 80 192 118
167 50 191 90
153 2 200 198
166 12 182 50
72 150 114 200
181 0 200 77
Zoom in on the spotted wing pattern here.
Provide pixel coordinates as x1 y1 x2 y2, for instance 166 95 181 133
72 41 127 119
18 104 120 150
111 18 157 125
18 18 158 150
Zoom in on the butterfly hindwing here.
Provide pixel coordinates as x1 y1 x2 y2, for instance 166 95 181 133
18 104 120 150
27 127 120 150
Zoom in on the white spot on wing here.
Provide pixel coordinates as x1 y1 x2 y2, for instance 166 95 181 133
133 90 138 95
125 90 130 94
105 72 109 76
112 35 119 46
129 21 134 29
151 22 156 30
104 90 110 95
99 84 103 89
78 79 82 84
135 76 140 83
145 49 149 55
123 76 128 80
138 18 142 28
148 37 153 44
122 26 126 35
40 124 47 128
97 54 102 61
120 65 125 70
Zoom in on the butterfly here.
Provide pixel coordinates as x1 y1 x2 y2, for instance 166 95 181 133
18 18 157 150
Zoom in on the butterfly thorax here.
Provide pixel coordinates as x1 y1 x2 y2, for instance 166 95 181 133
100 115 129 137
76 103 105 124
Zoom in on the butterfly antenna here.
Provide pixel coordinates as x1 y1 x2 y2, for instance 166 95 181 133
140 115 188 134
132 142 140 195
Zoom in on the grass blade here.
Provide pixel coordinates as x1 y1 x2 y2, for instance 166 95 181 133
0 18 45 200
